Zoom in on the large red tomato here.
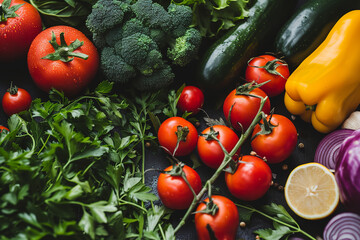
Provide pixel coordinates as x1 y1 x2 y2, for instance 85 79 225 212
225 155 272 201
245 55 290 97
195 195 239 240
177 86 204 115
197 125 240 169
27 25 99 97
2 85 32 116
157 117 198 156
0 0 42 62
223 83 271 132
251 114 298 164
157 164 202 210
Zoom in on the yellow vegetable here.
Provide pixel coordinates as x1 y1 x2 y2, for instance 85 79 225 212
284 10 360 133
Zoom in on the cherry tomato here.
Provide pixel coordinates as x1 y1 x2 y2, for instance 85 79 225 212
197 125 240 169
0 0 42 62
177 86 204 115
0 125 9 132
157 117 198 156
157 164 202 210
195 195 239 240
27 25 99 97
223 83 271 132
251 114 298 164
225 155 272 201
2 85 32 116
245 55 290 97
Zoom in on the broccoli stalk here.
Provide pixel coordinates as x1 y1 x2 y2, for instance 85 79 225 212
86 0 202 91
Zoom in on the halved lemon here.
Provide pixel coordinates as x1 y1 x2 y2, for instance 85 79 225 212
284 162 339 220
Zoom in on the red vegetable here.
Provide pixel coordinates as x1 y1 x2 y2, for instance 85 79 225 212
0 0 42 62
323 212 360 240
2 84 32 116
197 125 240 169
157 117 198 156
223 82 271 132
157 164 202 210
251 114 298 164
177 86 204 115
314 129 354 170
225 155 272 201
245 55 290 97
335 129 360 214
27 26 99 97
195 195 239 240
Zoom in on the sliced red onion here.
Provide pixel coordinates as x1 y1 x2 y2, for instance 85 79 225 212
314 129 354 170
323 212 360 240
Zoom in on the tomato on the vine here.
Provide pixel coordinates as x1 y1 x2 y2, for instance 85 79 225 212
157 116 198 156
197 125 240 169
0 0 42 62
245 55 290 97
2 84 32 116
27 25 99 97
251 114 298 164
223 82 271 132
157 164 202 210
177 86 204 115
225 155 272 201
195 195 239 240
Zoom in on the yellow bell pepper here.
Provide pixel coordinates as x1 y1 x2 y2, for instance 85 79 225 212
284 10 360 133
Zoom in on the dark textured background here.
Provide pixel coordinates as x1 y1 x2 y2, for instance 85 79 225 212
0 0 346 239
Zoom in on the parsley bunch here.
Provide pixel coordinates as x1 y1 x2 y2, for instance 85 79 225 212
0 81 174 240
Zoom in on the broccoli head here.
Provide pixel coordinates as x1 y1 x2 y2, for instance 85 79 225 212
167 28 202 67
86 0 202 91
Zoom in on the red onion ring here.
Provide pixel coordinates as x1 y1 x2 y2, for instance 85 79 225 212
314 129 354 170
323 212 360 240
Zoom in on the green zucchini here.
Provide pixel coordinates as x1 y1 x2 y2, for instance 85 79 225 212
274 0 360 68
196 0 296 91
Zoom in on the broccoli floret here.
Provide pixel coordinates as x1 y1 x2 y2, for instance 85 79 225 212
122 19 150 37
86 0 128 34
134 65 175 91
167 3 193 38
131 0 170 30
86 0 202 91
119 33 158 66
100 47 136 83
167 28 202 67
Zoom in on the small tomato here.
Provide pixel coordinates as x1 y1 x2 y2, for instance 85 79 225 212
157 164 202 210
225 155 272 201
251 114 298 164
195 195 239 240
2 84 32 116
245 55 290 97
157 117 198 156
177 86 204 115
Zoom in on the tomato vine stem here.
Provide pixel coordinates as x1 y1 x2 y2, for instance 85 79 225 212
173 96 268 234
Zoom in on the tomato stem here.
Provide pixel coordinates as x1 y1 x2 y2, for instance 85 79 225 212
0 0 24 22
42 32 88 62
173 96 268 234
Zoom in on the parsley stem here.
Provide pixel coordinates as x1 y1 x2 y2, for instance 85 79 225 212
173 97 268 234
118 198 148 213
236 204 317 240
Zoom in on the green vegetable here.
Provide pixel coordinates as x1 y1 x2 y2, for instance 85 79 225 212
274 0 360 68
0 82 175 239
196 0 296 91
29 0 96 29
237 203 316 240
172 0 250 37
85 0 202 91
